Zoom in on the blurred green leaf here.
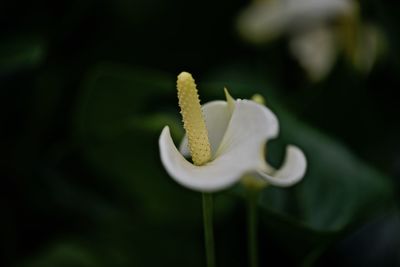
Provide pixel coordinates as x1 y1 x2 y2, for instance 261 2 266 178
261 107 395 232
0 36 45 75
252 111 395 264
74 62 175 139
18 242 100 267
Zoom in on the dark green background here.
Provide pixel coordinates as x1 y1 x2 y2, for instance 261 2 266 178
1 0 400 266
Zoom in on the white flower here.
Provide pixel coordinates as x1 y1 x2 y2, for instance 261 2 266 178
159 88 307 192
237 0 385 81
238 0 354 43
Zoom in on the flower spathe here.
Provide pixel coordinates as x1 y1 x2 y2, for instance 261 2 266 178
159 85 307 192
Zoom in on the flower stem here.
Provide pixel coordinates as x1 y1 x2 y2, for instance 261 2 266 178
247 190 259 267
202 193 215 267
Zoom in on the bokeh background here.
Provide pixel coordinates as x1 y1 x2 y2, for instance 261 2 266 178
1 0 400 266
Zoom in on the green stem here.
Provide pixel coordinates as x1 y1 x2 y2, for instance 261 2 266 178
202 193 215 267
247 190 259 267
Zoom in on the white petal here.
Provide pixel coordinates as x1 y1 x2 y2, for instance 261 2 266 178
256 145 307 187
178 136 190 157
213 99 277 168
289 27 337 81
160 100 279 192
179 101 231 157
214 99 279 155
258 102 279 140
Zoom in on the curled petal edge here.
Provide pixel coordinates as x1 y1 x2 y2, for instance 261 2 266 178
256 145 307 187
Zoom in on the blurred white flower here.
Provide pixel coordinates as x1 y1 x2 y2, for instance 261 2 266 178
238 0 385 81
159 73 307 192
289 26 337 81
